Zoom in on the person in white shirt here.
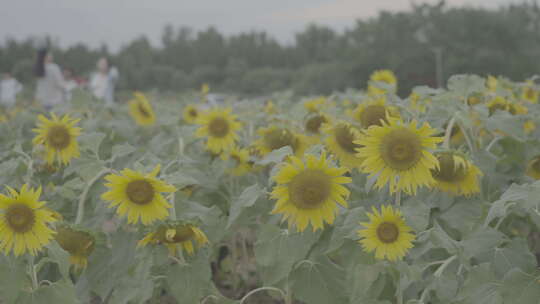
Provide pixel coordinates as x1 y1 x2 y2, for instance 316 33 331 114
34 48 67 110
0 72 22 108
90 58 119 106
62 68 78 102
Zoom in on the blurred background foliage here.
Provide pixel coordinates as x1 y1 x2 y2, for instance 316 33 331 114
2 2 540 96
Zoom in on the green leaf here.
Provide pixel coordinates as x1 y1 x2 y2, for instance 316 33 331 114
500 268 540 304
447 74 486 96
256 146 292 166
492 239 537 277
79 132 106 156
457 263 503 304
0 257 30 303
18 281 80 304
227 183 264 228
254 224 320 285
289 256 347 304
111 143 136 159
402 198 431 232
166 253 212 303
347 263 384 303
46 242 71 280
460 227 505 261
327 207 366 253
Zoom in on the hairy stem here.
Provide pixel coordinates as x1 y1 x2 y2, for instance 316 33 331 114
75 168 111 225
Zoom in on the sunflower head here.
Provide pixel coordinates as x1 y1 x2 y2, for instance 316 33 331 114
522 84 539 103
32 113 81 165
409 92 431 113
487 96 510 115
129 92 156 126
201 83 210 95
138 222 208 256
195 108 242 154
101 165 176 225
357 205 415 261
351 97 398 129
182 104 199 124
55 224 96 269
255 126 307 156
368 69 397 94
322 121 364 169
467 94 483 106
264 100 277 114
222 146 252 176
304 97 326 113
486 75 498 92
305 113 329 135
355 119 443 194
526 155 540 180
0 185 57 256
524 120 536 134
270 152 351 232
431 152 483 196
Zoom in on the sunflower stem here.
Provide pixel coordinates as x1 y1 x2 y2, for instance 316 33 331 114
434 255 457 277
238 287 287 304
169 192 177 220
28 255 38 291
443 116 457 149
395 190 402 206
75 168 111 225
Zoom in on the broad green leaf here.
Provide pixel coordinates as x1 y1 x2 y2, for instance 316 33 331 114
402 198 431 232
500 268 540 304
227 183 264 227
256 146 292 166
79 132 106 156
447 74 486 96
0 257 30 303
111 143 136 159
457 263 503 304
492 239 537 277
166 253 212 303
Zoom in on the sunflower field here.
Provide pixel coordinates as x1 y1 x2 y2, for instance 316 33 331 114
1 71 540 304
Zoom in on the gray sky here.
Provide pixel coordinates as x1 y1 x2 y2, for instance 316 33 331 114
0 0 520 51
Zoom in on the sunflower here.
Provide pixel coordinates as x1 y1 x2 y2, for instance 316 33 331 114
466 94 483 106
351 97 399 129
522 83 539 103
486 75 498 92
254 126 308 156
195 108 242 154
304 97 326 113
431 152 482 196
222 146 252 176
55 224 95 269
182 104 199 124
526 155 540 180
409 92 431 113
322 121 364 169
0 185 57 256
264 100 277 114
368 69 397 94
138 222 208 256
270 152 351 232
355 119 443 195
524 120 536 134
129 92 156 126
101 165 176 225
32 113 81 166
357 205 415 261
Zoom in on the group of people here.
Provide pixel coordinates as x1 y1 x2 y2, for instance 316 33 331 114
0 48 119 110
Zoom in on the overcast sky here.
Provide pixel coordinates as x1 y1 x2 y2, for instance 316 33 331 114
0 0 521 51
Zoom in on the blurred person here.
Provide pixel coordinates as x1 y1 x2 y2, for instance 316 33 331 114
90 57 119 106
34 48 67 110
63 68 78 102
0 72 22 108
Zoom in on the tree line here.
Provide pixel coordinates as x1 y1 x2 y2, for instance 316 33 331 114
1 1 540 96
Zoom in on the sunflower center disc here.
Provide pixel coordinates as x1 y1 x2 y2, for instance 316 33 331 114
126 180 155 205
335 125 358 154
168 226 195 243
431 154 467 182
381 128 422 170
305 115 326 134
531 158 540 172
377 222 399 243
265 129 297 151
6 203 35 233
208 117 230 138
526 88 535 99
360 105 387 128
189 109 197 117
138 103 151 118
47 125 71 150
288 169 331 209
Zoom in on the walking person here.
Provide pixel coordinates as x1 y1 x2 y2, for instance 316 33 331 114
34 48 67 110
90 57 119 106
0 72 23 108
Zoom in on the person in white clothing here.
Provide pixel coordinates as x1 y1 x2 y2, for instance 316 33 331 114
0 72 22 108
63 68 78 102
34 48 67 110
90 58 118 105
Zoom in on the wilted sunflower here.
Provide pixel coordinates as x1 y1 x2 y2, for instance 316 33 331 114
0 185 57 256
138 222 208 256
32 113 81 165
355 119 443 195
431 152 483 196
254 126 308 156
270 152 351 232
182 104 199 124
101 165 176 225
357 205 415 261
129 92 156 126
522 83 539 103
351 97 399 129
195 108 242 154
222 146 252 176
55 224 95 269
322 121 364 169
526 155 540 180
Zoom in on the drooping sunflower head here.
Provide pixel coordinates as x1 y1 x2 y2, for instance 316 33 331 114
303 97 326 113
522 83 539 104
0 185 57 256
526 155 540 180
305 113 330 136
101 165 176 225
182 104 199 124
195 108 242 154
55 224 96 269
32 113 81 165
430 152 483 196
254 126 307 156
222 146 252 176
138 222 208 256
357 205 415 261
129 92 156 126
322 121 364 169
355 119 443 195
351 97 399 129
270 152 351 232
